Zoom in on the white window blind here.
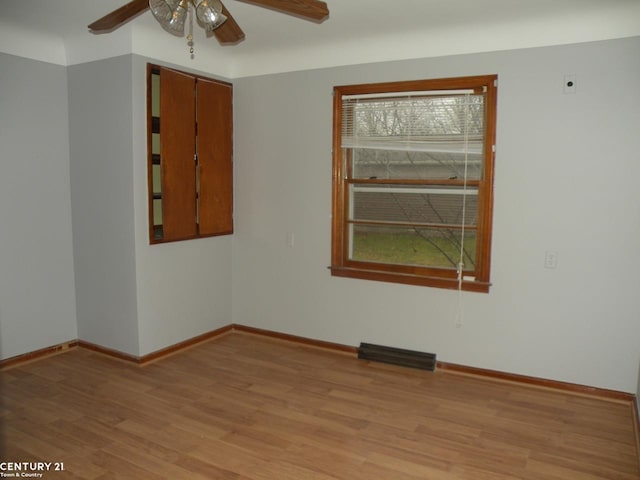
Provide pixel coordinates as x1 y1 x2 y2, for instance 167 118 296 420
341 91 485 155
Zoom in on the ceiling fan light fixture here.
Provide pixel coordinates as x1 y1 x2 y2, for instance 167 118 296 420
194 0 227 31
149 0 189 34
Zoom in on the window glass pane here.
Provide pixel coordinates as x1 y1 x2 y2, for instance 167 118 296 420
350 148 482 180
350 224 476 269
350 184 478 226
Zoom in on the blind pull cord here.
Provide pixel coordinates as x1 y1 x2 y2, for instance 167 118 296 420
456 94 472 326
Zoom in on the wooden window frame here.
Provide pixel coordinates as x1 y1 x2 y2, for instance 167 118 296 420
331 75 497 293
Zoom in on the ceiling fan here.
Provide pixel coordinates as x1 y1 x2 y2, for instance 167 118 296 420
88 0 330 44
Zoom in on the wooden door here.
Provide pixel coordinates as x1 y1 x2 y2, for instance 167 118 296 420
196 78 233 236
160 68 197 241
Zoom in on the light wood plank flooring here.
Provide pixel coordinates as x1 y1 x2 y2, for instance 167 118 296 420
1 333 638 479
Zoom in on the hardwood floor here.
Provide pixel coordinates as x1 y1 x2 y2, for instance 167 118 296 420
1 333 638 479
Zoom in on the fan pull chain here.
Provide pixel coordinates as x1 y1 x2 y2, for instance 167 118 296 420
187 2 195 59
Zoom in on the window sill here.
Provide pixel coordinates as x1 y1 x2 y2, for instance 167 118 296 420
330 266 490 293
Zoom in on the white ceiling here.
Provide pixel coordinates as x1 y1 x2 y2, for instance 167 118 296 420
1 0 639 77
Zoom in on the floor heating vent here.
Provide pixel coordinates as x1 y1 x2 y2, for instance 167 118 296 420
358 343 436 371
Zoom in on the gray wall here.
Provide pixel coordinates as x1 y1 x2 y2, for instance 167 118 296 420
232 36 640 393
68 55 139 355
0 53 77 359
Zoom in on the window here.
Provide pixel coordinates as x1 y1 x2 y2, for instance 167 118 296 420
147 64 233 243
331 75 497 292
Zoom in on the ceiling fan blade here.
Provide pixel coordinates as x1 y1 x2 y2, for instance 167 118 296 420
212 3 246 44
88 0 149 32
237 0 329 21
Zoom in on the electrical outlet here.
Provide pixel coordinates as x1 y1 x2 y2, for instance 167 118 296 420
544 251 558 269
286 232 295 247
